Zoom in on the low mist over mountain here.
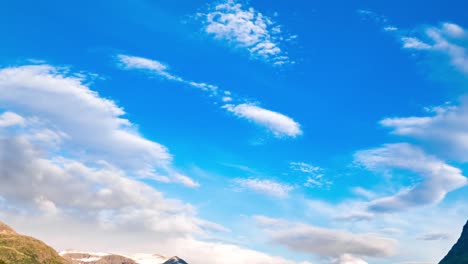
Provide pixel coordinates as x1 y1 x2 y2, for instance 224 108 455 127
440 220 468 264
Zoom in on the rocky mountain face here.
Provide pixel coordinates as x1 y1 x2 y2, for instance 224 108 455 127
0 221 69 264
439 220 468 264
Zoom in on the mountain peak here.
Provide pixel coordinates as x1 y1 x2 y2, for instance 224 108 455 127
439 220 468 264
163 256 188 264
0 220 17 235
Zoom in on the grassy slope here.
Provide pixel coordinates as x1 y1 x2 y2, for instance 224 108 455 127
0 231 69 264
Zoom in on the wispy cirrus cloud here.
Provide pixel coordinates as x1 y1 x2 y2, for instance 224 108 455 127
359 10 468 76
290 162 331 189
399 22 468 74
355 143 467 213
417 232 451 241
117 54 218 94
199 0 294 66
117 54 302 138
233 178 294 198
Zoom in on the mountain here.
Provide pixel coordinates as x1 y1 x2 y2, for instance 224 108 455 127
440 220 468 264
59 250 187 264
162 257 188 264
0 221 69 264
0 220 189 264
60 251 137 264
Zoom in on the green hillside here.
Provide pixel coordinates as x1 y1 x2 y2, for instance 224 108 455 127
0 221 69 264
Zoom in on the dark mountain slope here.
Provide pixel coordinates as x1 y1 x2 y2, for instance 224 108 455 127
440 220 468 264
162 257 188 264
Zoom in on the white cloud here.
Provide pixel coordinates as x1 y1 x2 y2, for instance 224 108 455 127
356 9 388 25
234 178 293 198
331 254 368 264
355 143 467 212
255 216 397 260
442 23 466 38
155 238 313 264
384 26 398 32
400 23 468 74
0 62 311 264
4 214 312 264
117 55 302 139
289 162 322 174
0 64 197 187
417 232 451 241
117 54 172 75
301 198 468 263
401 37 432 50
381 99 468 162
117 54 218 94
222 96 233 102
0 111 25 127
224 103 302 137
201 0 293 65
0 136 213 236
290 162 331 189
307 200 374 222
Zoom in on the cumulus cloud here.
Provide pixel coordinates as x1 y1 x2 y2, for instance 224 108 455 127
233 178 294 198
0 62 311 264
224 103 302 137
1 212 311 264
0 136 214 237
355 143 467 212
0 64 198 187
200 0 293 65
255 216 397 260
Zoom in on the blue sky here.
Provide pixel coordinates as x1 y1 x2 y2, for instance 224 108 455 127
1 0 468 264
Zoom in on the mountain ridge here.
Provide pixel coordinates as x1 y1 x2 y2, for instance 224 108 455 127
0 221 189 264
0 221 69 264
439 220 468 264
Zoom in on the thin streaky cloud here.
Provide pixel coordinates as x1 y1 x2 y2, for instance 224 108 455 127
234 178 294 198
117 54 303 138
